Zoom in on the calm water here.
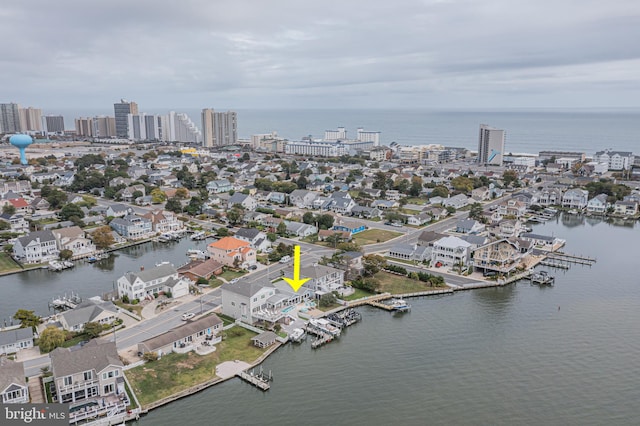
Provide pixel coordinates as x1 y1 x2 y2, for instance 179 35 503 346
133 216 640 426
0 238 210 322
54 108 640 155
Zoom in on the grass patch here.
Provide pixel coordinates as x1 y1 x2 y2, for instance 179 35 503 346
219 269 247 281
60 334 89 349
125 326 264 407
340 288 374 301
385 256 419 266
217 314 236 326
0 252 21 273
124 379 139 410
114 300 144 317
44 379 54 403
374 271 445 294
208 278 224 288
403 197 427 205
317 302 342 312
399 208 421 215
352 229 402 246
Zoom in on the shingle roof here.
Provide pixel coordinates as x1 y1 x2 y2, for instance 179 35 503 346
221 280 273 298
123 262 177 284
0 327 33 346
0 358 26 393
16 230 56 247
139 315 223 353
60 300 118 328
208 237 250 251
51 340 122 378
234 228 261 240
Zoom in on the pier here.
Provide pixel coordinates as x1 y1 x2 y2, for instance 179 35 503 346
540 259 570 269
236 367 272 391
530 271 555 285
49 293 82 311
547 252 596 265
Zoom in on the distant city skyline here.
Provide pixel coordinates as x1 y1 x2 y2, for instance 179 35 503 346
1 1 639 110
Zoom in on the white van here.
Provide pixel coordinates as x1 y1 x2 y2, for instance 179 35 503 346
279 255 291 263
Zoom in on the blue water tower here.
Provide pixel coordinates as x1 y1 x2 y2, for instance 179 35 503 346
9 134 33 165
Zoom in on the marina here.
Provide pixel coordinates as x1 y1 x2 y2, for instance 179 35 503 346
236 367 273 391
47 260 74 271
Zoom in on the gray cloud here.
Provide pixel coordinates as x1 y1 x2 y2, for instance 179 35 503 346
1 0 639 110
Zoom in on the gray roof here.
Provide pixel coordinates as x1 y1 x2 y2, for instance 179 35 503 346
60 300 118 328
108 203 130 213
0 327 33 346
228 193 249 204
521 233 555 242
16 230 56 247
139 314 223 353
389 243 416 256
221 280 274 298
123 262 177 285
251 331 277 344
0 358 26 393
51 340 122 378
235 228 261 240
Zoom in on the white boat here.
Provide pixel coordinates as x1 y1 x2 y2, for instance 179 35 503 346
289 328 306 343
190 231 206 240
389 298 411 313
308 318 341 336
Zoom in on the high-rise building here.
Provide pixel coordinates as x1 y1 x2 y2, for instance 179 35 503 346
201 109 237 147
0 103 21 133
18 107 42 132
167 111 201 143
42 115 65 134
477 124 505 166
93 116 116 138
75 117 94 137
357 128 381 146
114 99 138 138
324 127 347 141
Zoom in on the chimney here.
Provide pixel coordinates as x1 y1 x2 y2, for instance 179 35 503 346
140 266 144 271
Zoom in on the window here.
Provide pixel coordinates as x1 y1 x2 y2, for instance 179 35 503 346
83 371 92 381
64 376 72 386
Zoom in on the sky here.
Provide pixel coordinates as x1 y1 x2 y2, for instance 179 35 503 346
2 0 640 111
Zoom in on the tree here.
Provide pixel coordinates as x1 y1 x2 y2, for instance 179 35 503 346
316 214 334 230
59 203 85 221
430 185 449 199
337 242 361 252
362 254 387 277
468 202 485 222
302 212 315 224
175 188 189 199
39 326 66 352
150 188 167 204
502 170 519 187
14 309 41 331
408 176 423 197
2 204 15 215
164 197 183 213
325 233 343 248
59 249 73 260
267 232 277 242
226 208 243 225
451 176 474 193
92 225 115 249
216 227 229 237
276 221 287 236
83 322 103 338
319 292 337 308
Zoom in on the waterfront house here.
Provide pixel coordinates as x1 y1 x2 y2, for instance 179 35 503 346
430 236 473 268
228 193 258 211
613 200 638 216
520 232 564 250
332 218 367 235
50 340 126 405
105 204 133 218
141 209 183 233
177 258 224 282
0 358 29 404
116 262 190 301
138 314 223 356
496 199 527 218
561 188 589 210
472 239 527 275
221 281 279 324
586 194 609 214
251 331 278 348
110 214 153 240
52 226 97 258
58 299 119 332
13 230 59 264
492 219 525 239
293 264 345 295
234 228 271 252
388 243 430 262
207 236 256 268
0 327 34 356
537 187 564 207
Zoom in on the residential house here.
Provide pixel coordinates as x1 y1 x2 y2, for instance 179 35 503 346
251 331 278 348
442 194 469 209
497 199 527 218
7 198 31 215
561 188 589 210
385 190 401 201
56 171 76 187
177 258 224 282
0 213 28 233
116 262 190 301
234 228 271 252
285 221 318 237
613 200 639 216
430 236 473 268
520 232 565 250
110 214 153 240
52 226 97 258
0 358 29 404
66 194 85 204
492 219 525 238
332 218 367 235
318 229 351 242
105 203 133 218
537 187 564 207
50 340 126 406
30 197 50 211
371 200 399 210
471 186 491 201
207 236 256 268
455 219 485 234
0 327 34 356
289 189 319 209
337 251 364 279
108 177 132 187
119 184 146 203
407 213 431 226
30 171 59 184
138 314 223 356
13 230 58 264
422 206 447 221
142 210 183 233
221 280 280 324
350 205 381 219
58 299 119 332
388 243 430 262
472 239 527 274
586 194 609 214
228 193 258 211
268 192 287 204
321 192 356 214
292 264 345 294
417 231 446 247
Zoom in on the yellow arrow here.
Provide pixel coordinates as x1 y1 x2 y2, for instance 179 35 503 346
283 245 310 292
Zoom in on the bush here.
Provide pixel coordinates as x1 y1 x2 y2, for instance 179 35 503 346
385 264 407 275
131 299 139 305
153 292 159 299
121 295 130 304
143 352 158 362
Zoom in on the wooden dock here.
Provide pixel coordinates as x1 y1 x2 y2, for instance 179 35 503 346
365 300 395 311
236 369 271 391
540 260 570 269
547 252 596 265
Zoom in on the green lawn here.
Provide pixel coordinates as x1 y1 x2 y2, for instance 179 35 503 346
208 278 224 288
403 197 427 205
341 288 375 301
219 269 247 281
125 326 264 407
114 300 144 317
352 229 402 246
374 271 446 294
0 253 21 273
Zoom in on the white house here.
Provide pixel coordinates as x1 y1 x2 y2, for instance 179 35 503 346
442 194 469 209
13 230 59 264
58 299 120 332
234 228 271 252
0 358 29 404
561 188 589 210
52 226 97 258
228 193 258 211
116 262 190 301
431 236 473 268
0 327 34 356
289 189 319 208
221 281 279 324
613 200 638 216
593 150 634 170
586 194 609 214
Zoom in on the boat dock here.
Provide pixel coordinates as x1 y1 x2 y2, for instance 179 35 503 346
547 252 596 266
540 259 570 269
530 271 555 285
236 367 272 391
49 293 82 310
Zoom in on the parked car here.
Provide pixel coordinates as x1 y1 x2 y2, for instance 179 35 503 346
181 312 195 321
279 255 291 264
249 265 258 270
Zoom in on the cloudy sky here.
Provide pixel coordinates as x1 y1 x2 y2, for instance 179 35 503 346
2 0 639 110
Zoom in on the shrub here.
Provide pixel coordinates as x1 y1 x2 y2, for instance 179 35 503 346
143 352 158 362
